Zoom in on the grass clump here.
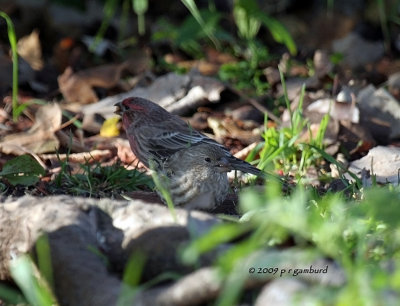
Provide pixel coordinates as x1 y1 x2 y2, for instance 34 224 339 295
52 157 154 198
182 181 400 305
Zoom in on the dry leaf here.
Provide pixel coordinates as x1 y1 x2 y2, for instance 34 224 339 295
73 62 129 88
0 103 62 155
58 52 150 104
58 67 99 104
17 29 44 70
207 116 262 145
58 63 128 104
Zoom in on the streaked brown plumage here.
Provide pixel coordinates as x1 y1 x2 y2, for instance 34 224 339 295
158 143 231 208
115 97 262 209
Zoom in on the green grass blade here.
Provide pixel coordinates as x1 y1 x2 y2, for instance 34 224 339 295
181 0 221 49
0 284 26 304
256 13 297 55
149 160 177 222
0 12 19 121
10 255 57 306
35 235 54 291
90 0 117 52
132 0 148 35
308 144 362 187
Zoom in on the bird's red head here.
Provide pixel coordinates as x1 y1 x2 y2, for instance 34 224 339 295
120 97 148 113
115 97 173 127
114 98 149 130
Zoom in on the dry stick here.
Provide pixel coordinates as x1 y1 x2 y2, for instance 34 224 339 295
3 144 48 170
55 114 81 131
228 86 282 125
234 142 259 160
40 149 112 163
27 150 47 170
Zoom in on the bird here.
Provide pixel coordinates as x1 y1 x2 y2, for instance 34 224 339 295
157 143 233 209
115 97 262 209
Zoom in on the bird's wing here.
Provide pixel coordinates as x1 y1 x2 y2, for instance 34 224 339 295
138 121 228 161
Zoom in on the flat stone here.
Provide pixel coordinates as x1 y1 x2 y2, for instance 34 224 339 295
348 146 400 185
357 85 400 139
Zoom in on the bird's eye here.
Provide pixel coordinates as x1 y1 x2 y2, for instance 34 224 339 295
204 157 212 162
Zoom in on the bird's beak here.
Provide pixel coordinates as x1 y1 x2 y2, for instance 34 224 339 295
114 102 123 115
216 157 233 173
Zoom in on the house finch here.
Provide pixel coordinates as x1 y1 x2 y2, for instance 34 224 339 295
115 97 262 209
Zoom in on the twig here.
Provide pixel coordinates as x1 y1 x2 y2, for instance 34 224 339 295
56 114 81 131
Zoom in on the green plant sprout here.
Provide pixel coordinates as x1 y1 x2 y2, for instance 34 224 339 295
10 255 58 306
181 0 221 50
91 0 118 52
0 12 19 121
52 154 154 198
149 159 177 222
133 0 148 35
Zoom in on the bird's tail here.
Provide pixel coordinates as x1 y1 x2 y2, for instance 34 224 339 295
230 157 288 184
229 157 294 193
229 157 262 176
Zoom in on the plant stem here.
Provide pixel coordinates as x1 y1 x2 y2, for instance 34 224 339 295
0 12 19 121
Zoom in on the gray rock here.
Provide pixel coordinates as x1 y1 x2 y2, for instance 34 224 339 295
332 32 384 68
357 85 400 139
255 279 308 306
348 146 400 186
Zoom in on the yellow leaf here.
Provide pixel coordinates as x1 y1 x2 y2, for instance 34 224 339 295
100 116 120 137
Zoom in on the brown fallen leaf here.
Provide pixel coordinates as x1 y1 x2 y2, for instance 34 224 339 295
74 62 130 88
58 66 100 104
207 116 262 145
58 51 150 104
58 62 131 104
17 29 44 70
0 103 62 155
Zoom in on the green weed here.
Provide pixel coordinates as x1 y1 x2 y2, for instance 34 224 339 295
257 75 323 177
52 156 153 198
0 12 19 121
182 181 400 305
